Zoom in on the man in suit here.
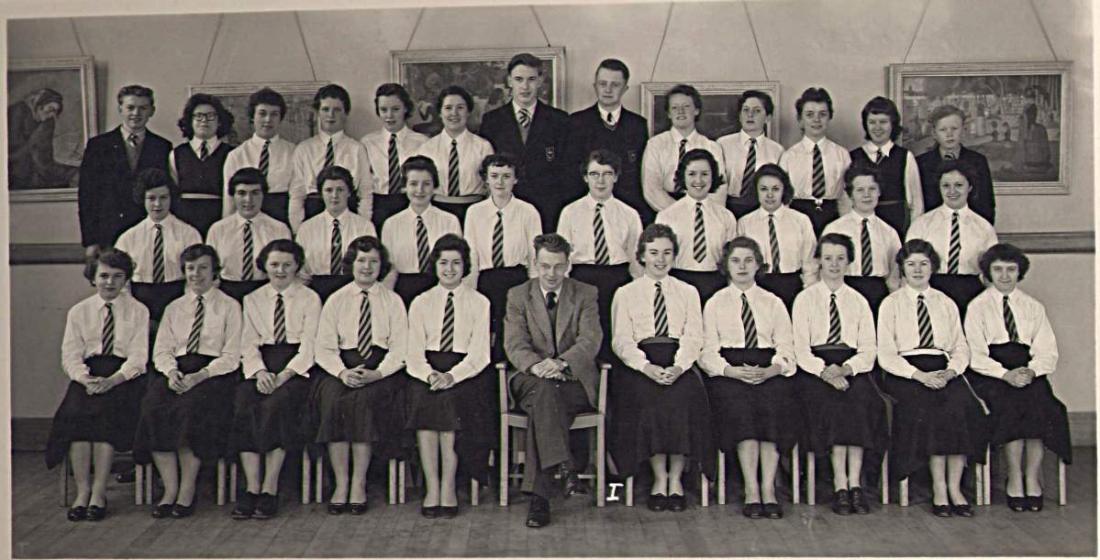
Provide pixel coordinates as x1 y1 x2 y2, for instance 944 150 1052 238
916 104 996 224
78 84 172 257
479 53 571 231
567 59 650 223
504 233 602 528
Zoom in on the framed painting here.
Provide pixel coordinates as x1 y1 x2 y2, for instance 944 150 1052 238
392 46 565 136
188 81 327 146
888 61 1071 194
640 81 781 141
8 56 97 202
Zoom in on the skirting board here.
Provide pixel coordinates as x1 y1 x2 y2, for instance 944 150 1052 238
11 412 1098 452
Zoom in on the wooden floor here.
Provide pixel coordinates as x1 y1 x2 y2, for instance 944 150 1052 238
11 449 1097 557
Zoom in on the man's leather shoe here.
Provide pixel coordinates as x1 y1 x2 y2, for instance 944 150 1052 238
526 496 551 528
563 471 588 497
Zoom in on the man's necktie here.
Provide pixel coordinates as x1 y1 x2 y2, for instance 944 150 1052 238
948 212 961 274
323 138 335 170
861 218 873 276
153 224 165 284
605 111 614 126
492 210 505 268
654 282 669 338
440 292 455 352
1003 295 1020 342
944 152 957 161
416 216 431 273
102 303 115 356
388 133 401 192
917 294 934 349
827 293 842 345
187 295 205 354
274 293 287 344
518 108 531 144
693 202 707 263
259 140 270 177
593 202 609 265
812 144 826 198
768 213 781 273
741 138 757 198
199 141 209 161
448 139 460 196
126 134 140 170
331 219 343 275
358 290 372 358
873 148 883 165
742 293 758 348
242 220 255 281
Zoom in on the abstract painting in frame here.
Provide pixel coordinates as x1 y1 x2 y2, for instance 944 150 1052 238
888 61 1071 194
641 81 782 142
188 81 328 146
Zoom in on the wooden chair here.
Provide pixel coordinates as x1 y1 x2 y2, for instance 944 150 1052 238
694 445 803 507
498 362 609 507
977 445 1067 506
233 453 410 505
136 458 233 505
59 453 145 507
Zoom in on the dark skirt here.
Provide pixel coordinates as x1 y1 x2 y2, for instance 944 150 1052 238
133 354 239 463
968 342 1072 464
303 193 324 223
844 275 889 319
758 271 802 312
308 274 352 304
796 346 889 454
406 351 496 477
930 274 984 320
394 272 436 308
176 198 221 238
372 193 407 233
570 263 632 358
228 344 312 455
874 200 908 239
669 268 725 305
219 279 266 304
609 339 715 479
45 356 146 469
706 348 800 453
310 347 408 460
262 192 290 227
131 281 184 323
789 198 839 238
886 354 990 481
476 265 529 360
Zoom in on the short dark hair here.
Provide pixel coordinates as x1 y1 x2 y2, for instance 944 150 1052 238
117 84 154 106
227 167 269 197
177 93 235 139
843 163 883 197
315 165 359 213
342 235 392 280
429 233 472 279
507 53 543 76
896 238 942 276
478 152 522 182
83 247 135 285
179 243 221 276
978 243 1031 282
132 168 179 205
815 232 854 261
374 83 415 117
256 239 305 274
674 148 722 194
581 148 622 177
435 85 474 117
928 104 966 126
664 84 703 121
935 158 979 190
533 232 572 257
738 89 774 116
719 237 766 279
635 223 679 264
30 88 64 113
401 155 440 191
596 58 630 83
861 96 902 141
753 163 794 205
313 84 351 113
247 87 287 121
795 87 834 119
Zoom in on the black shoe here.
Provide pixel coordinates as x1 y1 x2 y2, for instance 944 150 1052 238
742 502 763 519
1007 495 1027 512
951 503 974 517
326 502 347 515
1026 495 1044 512
151 503 174 519
421 505 440 518
646 493 668 512
253 493 278 520
667 494 686 512
171 503 195 518
832 489 852 515
114 468 136 484
849 487 870 514
66 506 87 522
86 504 107 522
763 502 783 519
232 492 257 520
440 506 458 519
526 496 551 528
563 471 589 498
348 501 369 515
932 504 951 517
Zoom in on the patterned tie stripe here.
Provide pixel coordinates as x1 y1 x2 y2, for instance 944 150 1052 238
388 133 401 193
948 212 961 274
1003 295 1020 342
741 138 756 198
274 294 287 344
917 294 934 349
827 293 842 345
187 296 204 354
153 224 166 284
518 108 531 129
812 144 826 199
242 221 255 281
416 217 431 273
860 218 873 277
199 141 209 161
448 140 460 196
593 202 609 265
741 293 758 349
492 210 505 268
873 148 883 164
693 202 707 263
440 292 455 352
259 140 270 177
653 282 669 338
102 303 115 356
358 291 373 358
767 214 781 273
330 219 343 275
323 138 335 170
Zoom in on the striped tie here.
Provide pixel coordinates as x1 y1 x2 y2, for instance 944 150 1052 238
199 141 209 161
593 202 609 265
916 294 934 349
741 293 757 348
678 138 687 163
518 108 531 130
388 133 401 193
323 138 335 170
492 210 505 268
741 138 756 198
330 219 343 275
827 293 842 345
448 139 460 196
860 218 873 276
873 148 883 165
440 292 455 352
187 295 204 354
242 220 255 281
767 213 781 273
948 212 961 274
102 303 115 356
152 224 166 283
653 282 669 337
1003 295 1020 342
812 144 826 198
259 140 270 177
358 290 372 358
693 202 707 263
274 293 287 344
416 216 431 273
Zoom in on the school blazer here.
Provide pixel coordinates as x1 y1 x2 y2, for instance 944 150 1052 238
478 100 571 203
503 277 603 408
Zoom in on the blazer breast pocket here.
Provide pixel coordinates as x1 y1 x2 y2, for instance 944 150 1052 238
544 146 556 162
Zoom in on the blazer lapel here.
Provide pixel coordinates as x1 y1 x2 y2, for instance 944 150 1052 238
109 127 130 171
527 281 553 343
554 279 576 344
502 105 524 148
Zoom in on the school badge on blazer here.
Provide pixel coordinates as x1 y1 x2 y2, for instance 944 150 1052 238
544 146 556 162
627 150 638 163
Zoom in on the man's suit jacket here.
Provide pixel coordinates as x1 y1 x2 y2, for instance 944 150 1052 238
77 126 172 248
504 277 602 407
479 100 571 208
916 145 996 224
567 104 649 220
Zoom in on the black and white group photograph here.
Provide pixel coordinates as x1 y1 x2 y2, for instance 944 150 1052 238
2 0 1096 557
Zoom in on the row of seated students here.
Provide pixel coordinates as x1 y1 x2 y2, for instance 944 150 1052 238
77 54 998 267
51 148 1067 529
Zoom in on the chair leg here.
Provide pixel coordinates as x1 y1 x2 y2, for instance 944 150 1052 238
807 451 816 506
144 464 153 505
315 455 323 503
625 476 634 507
900 478 909 507
1059 460 1066 506
881 453 889 505
718 450 726 506
230 462 238 503
700 472 709 508
135 460 145 505
983 446 991 506
471 477 479 506
399 460 406 505
596 423 606 508
302 450 311 505
792 444 800 505
216 459 226 506
499 419 510 507
974 459 984 506
387 459 396 505
60 456 69 508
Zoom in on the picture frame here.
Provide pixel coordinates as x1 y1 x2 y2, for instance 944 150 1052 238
888 61 1071 195
8 56 97 202
188 81 328 146
640 81 782 141
391 46 566 136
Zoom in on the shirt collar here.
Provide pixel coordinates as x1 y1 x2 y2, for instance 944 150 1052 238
540 285 560 301
269 281 302 298
144 214 176 229
937 204 971 217
355 281 379 296
671 128 696 143
95 293 118 308
863 140 893 156
739 129 765 146
598 104 622 125
319 130 346 144
120 124 146 140
326 208 351 223
189 136 220 153
903 283 932 300
513 100 537 121
799 135 827 150
251 133 279 145
185 288 214 302
586 194 614 208
443 129 468 143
